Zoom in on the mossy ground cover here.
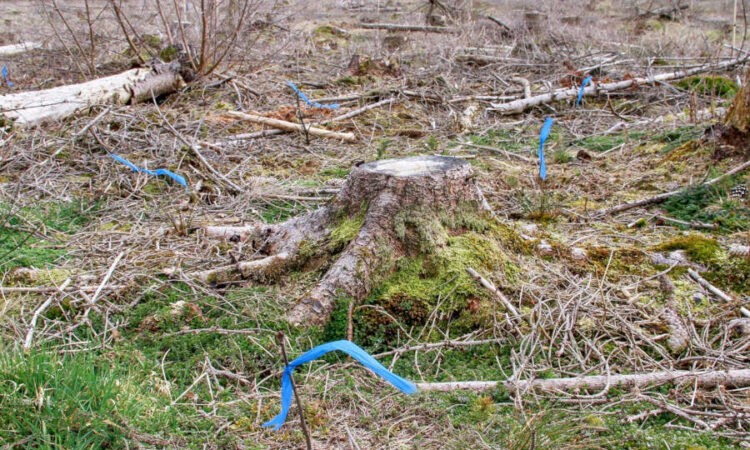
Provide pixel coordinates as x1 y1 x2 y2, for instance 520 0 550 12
0 200 96 271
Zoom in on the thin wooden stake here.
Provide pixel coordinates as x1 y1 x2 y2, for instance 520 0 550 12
278 332 313 450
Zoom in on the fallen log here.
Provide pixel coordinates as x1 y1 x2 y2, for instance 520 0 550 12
223 111 357 142
356 23 457 33
0 63 184 127
417 368 750 393
488 56 748 115
0 42 42 56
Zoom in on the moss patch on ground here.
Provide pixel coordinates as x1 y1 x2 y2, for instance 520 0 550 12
0 200 96 271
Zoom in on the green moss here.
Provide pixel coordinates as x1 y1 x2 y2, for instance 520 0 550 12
675 75 738 98
329 210 365 252
142 34 162 48
656 126 705 154
357 228 508 348
653 234 721 264
704 255 750 293
159 45 180 62
0 200 97 271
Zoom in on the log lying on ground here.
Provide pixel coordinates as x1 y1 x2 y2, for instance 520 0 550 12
0 42 42 56
488 56 748 115
223 111 357 143
356 23 457 33
416 368 750 393
197 156 491 326
0 63 184 127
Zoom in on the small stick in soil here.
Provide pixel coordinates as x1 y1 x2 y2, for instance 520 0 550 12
277 332 313 450
293 88 311 145
599 159 750 216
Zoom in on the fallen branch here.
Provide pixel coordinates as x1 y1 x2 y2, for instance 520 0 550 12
466 267 520 317
416 368 750 393
488 56 748 115
655 215 718 230
460 142 533 163
687 268 734 302
356 23 457 33
223 111 357 142
0 42 42 56
0 63 183 126
23 278 71 349
599 159 750 216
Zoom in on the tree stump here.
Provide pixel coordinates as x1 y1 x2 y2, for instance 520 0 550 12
708 69 750 158
201 156 492 326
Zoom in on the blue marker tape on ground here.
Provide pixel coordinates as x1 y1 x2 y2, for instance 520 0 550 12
538 117 554 181
2 65 14 87
287 81 340 109
263 340 417 430
109 154 188 190
576 76 592 107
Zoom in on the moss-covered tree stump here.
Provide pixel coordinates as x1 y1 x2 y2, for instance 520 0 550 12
201 156 493 326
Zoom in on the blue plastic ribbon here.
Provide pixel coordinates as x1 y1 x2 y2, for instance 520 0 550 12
287 81 340 109
576 76 592 107
263 340 417 430
109 154 188 190
538 117 554 181
1 65 14 87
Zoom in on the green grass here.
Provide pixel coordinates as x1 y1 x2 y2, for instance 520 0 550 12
0 200 97 271
258 200 315 224
573 131 646 152
0 346 179 449
661 175 750 231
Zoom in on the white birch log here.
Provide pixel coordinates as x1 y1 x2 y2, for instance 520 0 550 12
488 57 748 115
0 65 183 127
0 42 42 56
416 369 750 393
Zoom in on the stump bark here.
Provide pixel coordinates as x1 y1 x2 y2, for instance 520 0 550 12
201 156 491 326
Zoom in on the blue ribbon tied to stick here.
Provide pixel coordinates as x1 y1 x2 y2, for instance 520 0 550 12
109 154 188 191
263 340 418 430
576 75 593 107
1 65 14 87
538 117 554 181
287 81 340 110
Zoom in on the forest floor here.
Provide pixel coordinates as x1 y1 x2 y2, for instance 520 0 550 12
1 1 749 449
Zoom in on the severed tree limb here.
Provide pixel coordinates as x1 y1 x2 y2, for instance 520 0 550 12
0 42 42 56
489 56 749 114
599 159 750 216
203 225 260 241
687 268 734 302
220 97 396 143
223 111 357 142
356 23 457 33
192 253 291 284
511 77 531 99
0 63 183 126
416 368 750 393
23 278 71 349
130 71 185 104
466 267 520 317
